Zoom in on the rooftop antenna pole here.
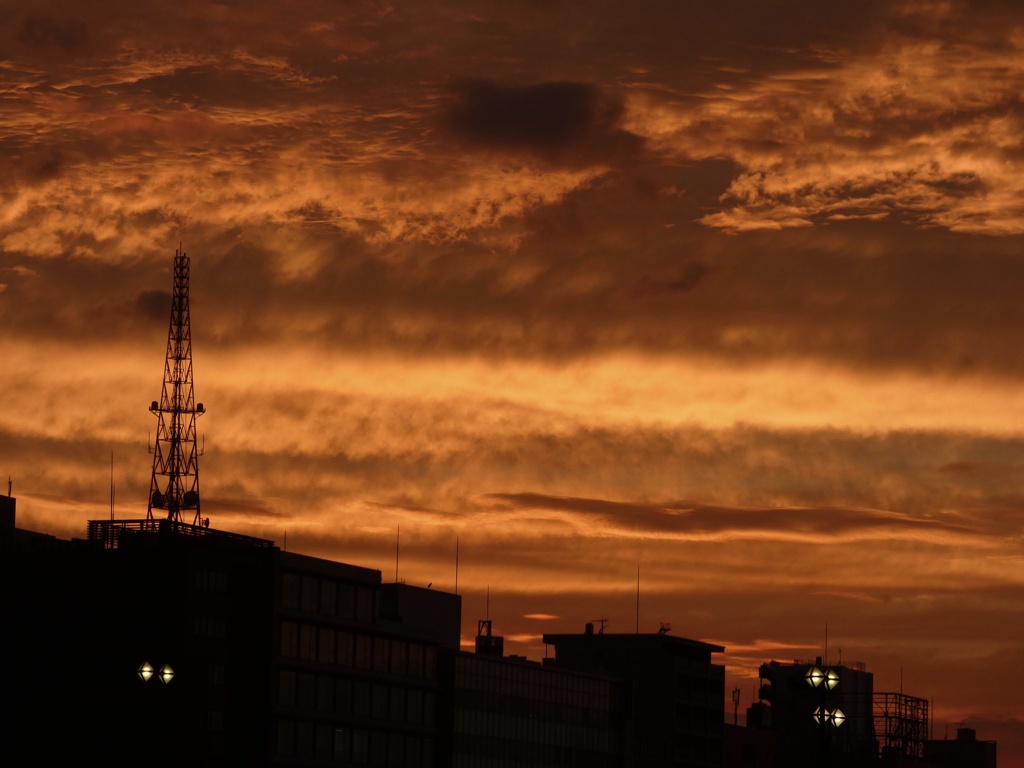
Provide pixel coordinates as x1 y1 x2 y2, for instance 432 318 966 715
635 564 640 634
395 525 400 583
825 622 828 665
147 245 206 525
486 585 490 621
455 537 459 595
110 451 115 521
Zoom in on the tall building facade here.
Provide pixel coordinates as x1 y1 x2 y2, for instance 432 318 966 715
544 627 726 768
0 515 460 767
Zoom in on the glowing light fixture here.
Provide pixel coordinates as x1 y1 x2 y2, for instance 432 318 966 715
805 666 825 687
138 661 154 682
824 669 839 690
159 664 175 684
812 706 847 727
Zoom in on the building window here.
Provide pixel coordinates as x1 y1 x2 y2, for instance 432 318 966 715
390 686 406 722
352 729 369 764
279 669 296 706
296 720 314 758
337 630 353 666
277 719 294 757
338 584 355 618
298 672 315 709
282 573 300 610
320 579 337 617
281 620 298 658
317 675 334 712
301 575 318 612
373 637 390 673
355 634 371 669
356 586 374 621
319 626 335 664
372 684 389 719
299 623 316 660
391 640 407 676
335 678 352 715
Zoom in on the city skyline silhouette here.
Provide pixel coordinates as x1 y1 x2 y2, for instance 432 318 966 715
2 1 1024 763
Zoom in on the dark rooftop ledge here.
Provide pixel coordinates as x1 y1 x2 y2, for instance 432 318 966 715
87 518 275 550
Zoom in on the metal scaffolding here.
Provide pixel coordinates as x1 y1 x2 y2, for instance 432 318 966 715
873 691 929 759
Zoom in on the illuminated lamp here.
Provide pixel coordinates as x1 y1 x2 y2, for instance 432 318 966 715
138 661 154 682
831 708 846 727
805 666 824 687
824 669 839 690
812 706 825 724
159 664 175 684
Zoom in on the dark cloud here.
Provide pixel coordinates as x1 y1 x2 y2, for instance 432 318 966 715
18 14 86 50
485 493 976 539
445 80 643 165
633 260 716 298
136 290 170 321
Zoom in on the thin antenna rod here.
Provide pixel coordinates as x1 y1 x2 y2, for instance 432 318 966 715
486 585 490 621
455 537 460 595
110 451 115 521
635 564 640 634
395 525 400 583
825 622 829 665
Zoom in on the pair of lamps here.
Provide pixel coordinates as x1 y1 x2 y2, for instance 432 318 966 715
813 705 846 727
138 661 175 684
805 665 839 690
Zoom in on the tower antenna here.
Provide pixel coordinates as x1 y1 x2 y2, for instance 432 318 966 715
147 246 206 525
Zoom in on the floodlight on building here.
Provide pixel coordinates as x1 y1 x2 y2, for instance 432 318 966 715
159 664 175 684
824 669 839 690
831 708 846 726
138 661 154 682
806 666 825 687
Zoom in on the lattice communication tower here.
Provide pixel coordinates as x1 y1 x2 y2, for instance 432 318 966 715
147 246 206 524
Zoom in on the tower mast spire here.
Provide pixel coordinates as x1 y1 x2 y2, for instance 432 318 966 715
147 246 205 525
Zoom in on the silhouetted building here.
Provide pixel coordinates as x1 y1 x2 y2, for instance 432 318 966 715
447 623 629 767
924 727 996 768
723 722 776 768
754 658 877 767
0 516 460 767
544 626 725 767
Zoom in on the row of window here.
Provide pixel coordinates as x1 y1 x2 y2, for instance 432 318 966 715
279 669 436 726
281 571 376 621
276 719 434 767
280 621 437 680
454 733 621 767
194 615 227 640
457 657 612 698
455 708 616 751
455 671 612 709
454 687 615 728
193 566 229 593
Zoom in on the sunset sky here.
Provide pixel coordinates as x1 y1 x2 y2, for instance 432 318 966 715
3 0 1024 756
